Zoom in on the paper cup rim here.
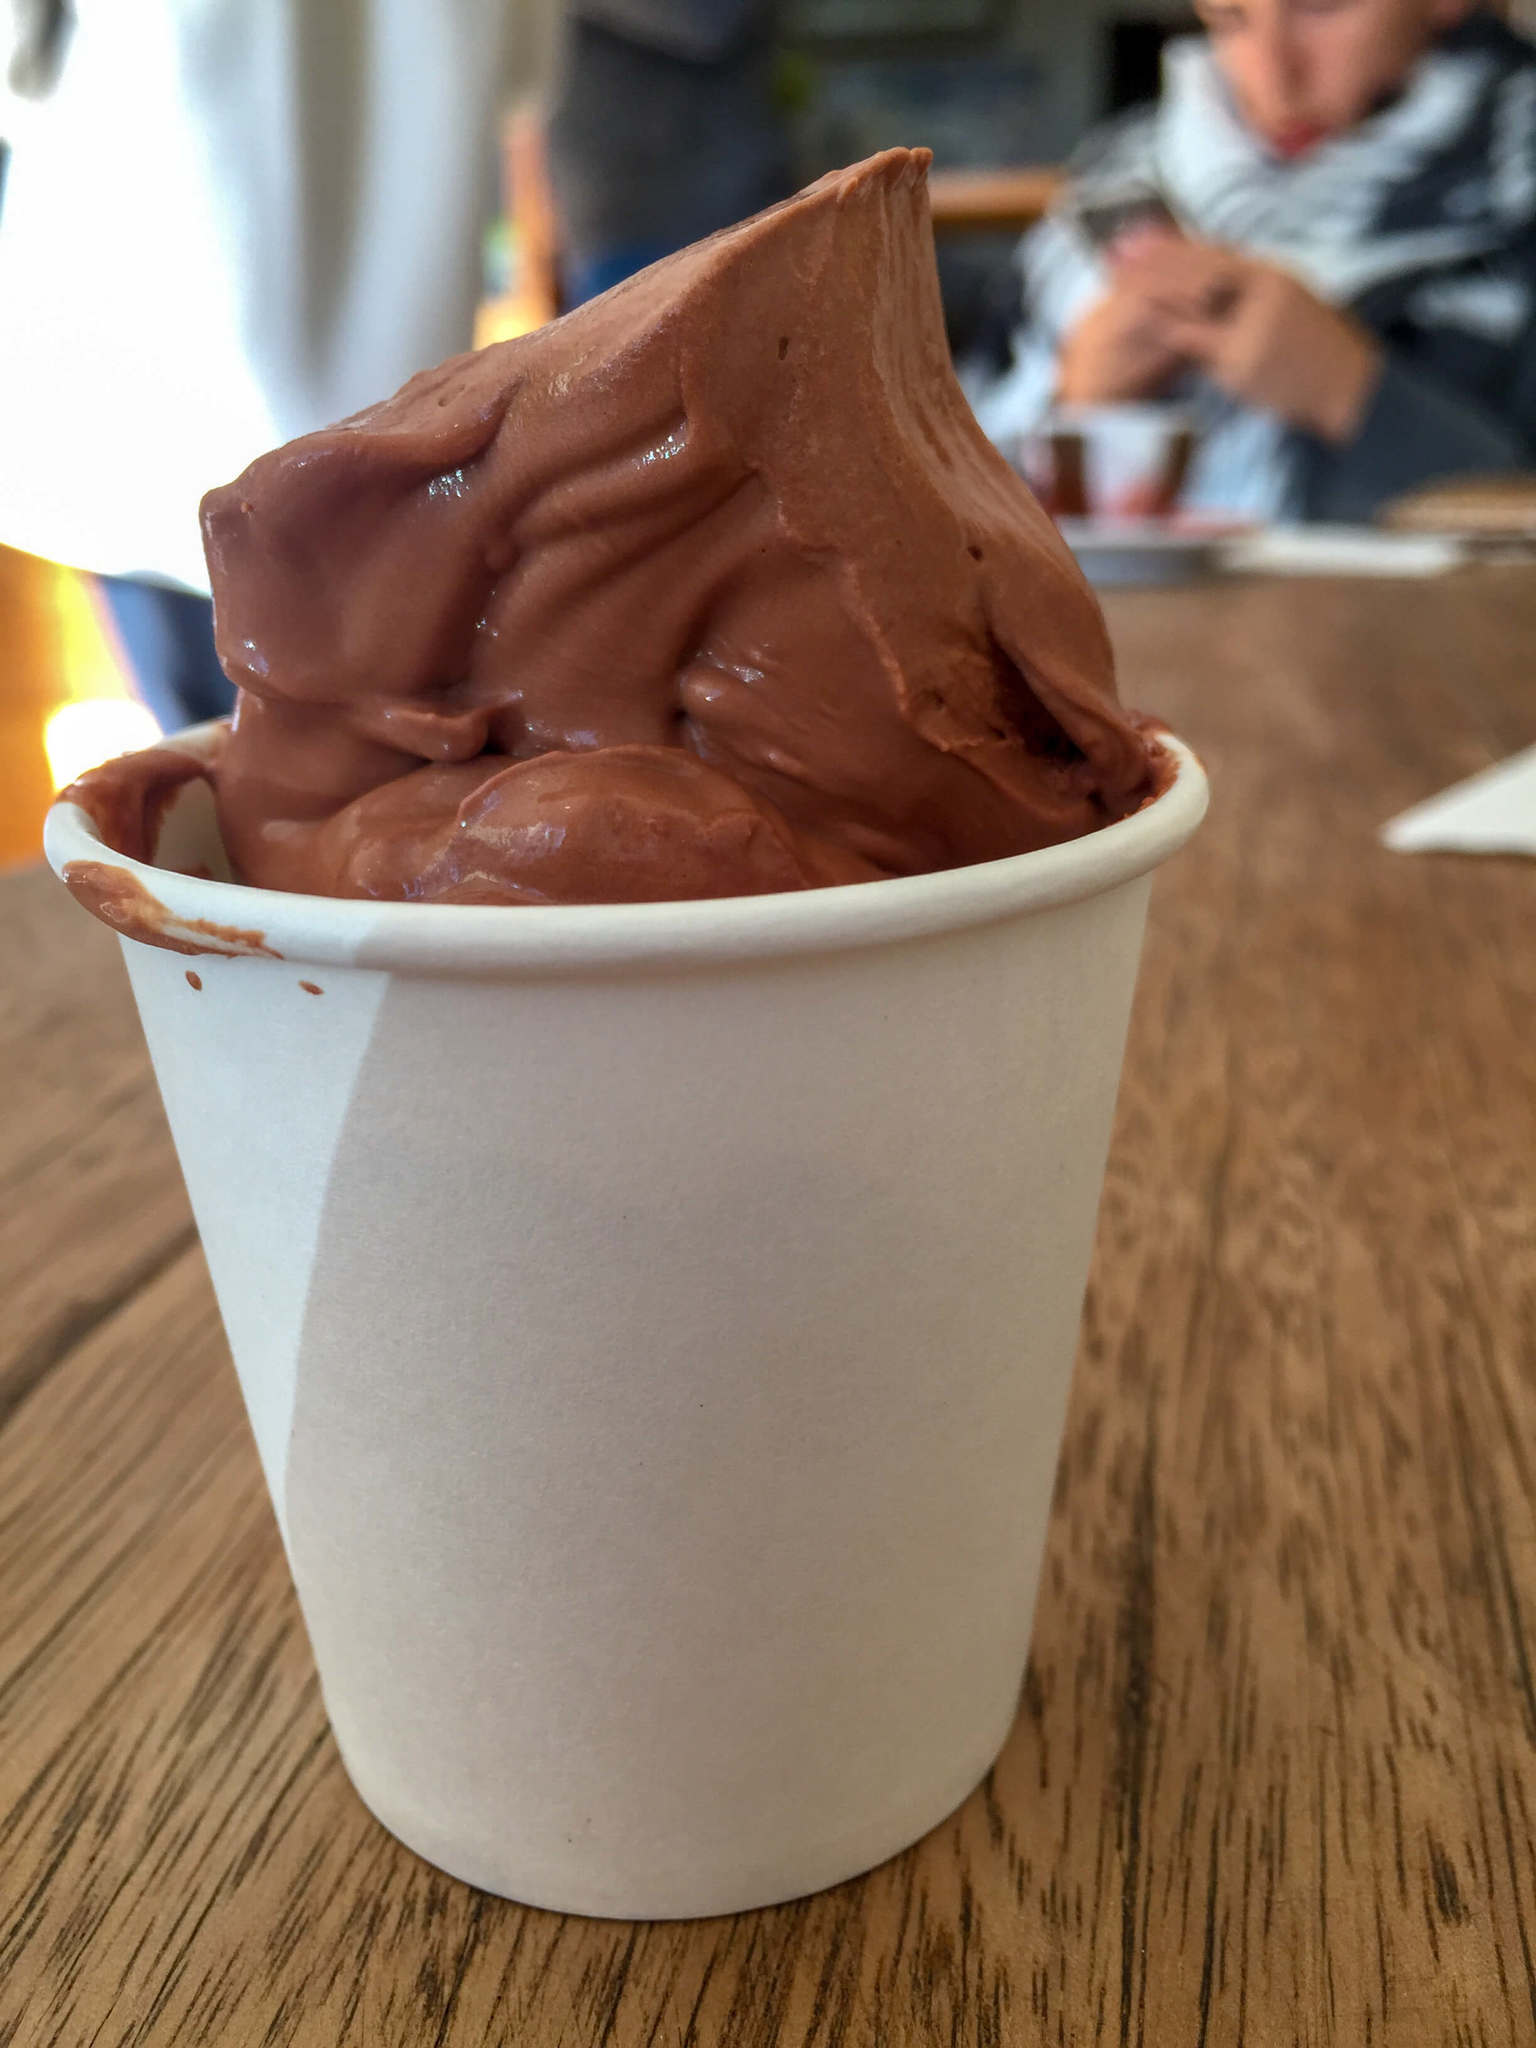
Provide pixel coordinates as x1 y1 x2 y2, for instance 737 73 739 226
44 731 1208 978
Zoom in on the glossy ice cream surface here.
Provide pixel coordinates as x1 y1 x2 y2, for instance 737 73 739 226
186 150 1165 907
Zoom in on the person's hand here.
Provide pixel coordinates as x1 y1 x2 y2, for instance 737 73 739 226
1118 242 1382 443
1056 283 1189 406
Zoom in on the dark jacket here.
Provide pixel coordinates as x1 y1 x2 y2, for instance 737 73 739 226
547 0 789 277
1298 12 1536 517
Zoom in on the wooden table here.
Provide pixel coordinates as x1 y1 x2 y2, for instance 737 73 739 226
3 572 1533 2045
926 167 1064 234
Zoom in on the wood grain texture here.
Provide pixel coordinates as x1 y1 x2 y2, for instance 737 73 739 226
925 168 1065 233
0 866 194 1427
1 570 1533 2046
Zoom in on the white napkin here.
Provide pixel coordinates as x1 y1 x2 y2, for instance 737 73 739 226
1221 525 1468 577
1380 743 1536 856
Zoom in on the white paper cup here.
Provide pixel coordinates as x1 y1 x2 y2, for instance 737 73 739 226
1021 403 1199 520
46 729 1207 1919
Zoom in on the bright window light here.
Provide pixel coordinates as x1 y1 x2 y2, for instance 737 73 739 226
44 698 162 792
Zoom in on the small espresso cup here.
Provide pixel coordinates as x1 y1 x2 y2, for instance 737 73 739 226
1022 404 1199 521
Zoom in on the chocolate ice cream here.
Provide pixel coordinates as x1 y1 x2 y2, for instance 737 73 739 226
190 148 1163 906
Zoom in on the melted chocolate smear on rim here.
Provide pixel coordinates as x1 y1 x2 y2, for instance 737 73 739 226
62 862 281 958
59 739 222 864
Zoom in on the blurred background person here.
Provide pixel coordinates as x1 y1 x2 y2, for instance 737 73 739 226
974 1 1536 523
0 0 559 731
546 0 791 305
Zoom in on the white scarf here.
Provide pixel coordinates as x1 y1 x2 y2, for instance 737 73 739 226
1151 36 1531 304
975 30 1536 518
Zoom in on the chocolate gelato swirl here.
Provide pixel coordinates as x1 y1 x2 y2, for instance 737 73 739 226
203 149 1163 905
